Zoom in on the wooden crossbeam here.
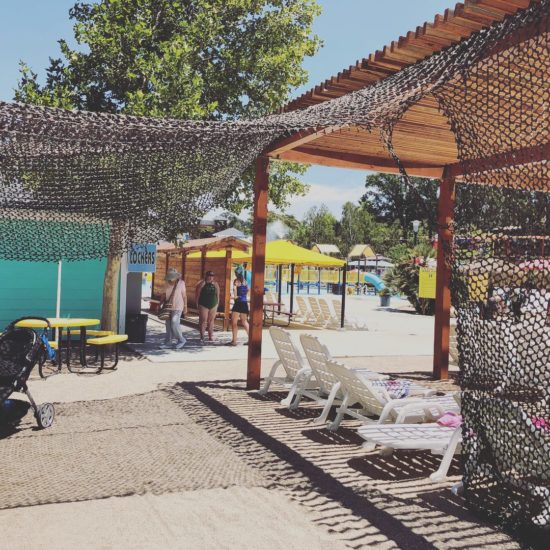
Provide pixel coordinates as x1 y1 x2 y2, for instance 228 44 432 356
447 141 550 178
274 146 444 179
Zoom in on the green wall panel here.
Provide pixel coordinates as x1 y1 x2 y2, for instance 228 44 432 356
0 259 106 330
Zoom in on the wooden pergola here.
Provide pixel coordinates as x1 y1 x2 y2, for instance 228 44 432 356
245 0 546 389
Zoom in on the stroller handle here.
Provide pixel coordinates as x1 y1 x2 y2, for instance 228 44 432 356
8 316 52 330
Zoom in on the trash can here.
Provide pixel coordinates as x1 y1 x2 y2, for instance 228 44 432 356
126 313 148 343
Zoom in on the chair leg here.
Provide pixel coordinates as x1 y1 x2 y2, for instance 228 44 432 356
280 367 310 408
429 427 462 482
259 360 281 395
328 392 350 431
313 382 341 425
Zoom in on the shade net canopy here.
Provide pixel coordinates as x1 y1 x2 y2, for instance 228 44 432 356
0 0 549 534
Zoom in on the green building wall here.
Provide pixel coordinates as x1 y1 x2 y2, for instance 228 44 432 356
0 259 106 330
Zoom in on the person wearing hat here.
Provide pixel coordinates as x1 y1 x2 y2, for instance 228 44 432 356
160 267 187 349
195 271 220 343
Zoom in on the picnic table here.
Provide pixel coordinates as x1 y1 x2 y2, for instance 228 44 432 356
262 302 295 327
16 317 100 373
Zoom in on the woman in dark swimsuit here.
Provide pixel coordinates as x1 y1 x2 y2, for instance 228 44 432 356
196 271 219 342
227 272 249 346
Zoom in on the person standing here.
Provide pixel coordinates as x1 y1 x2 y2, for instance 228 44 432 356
160 267 187 349
196 271 219 343
227 271 249 346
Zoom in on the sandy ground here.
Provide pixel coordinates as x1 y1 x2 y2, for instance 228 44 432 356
2 298 531 550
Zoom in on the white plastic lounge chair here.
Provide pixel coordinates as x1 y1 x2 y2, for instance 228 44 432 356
318 298 340 329
295 296 316 324
331 299 368 331
299 334 388 424
259 327 318 408
306 296 326 327
326 359 458 430
357 423 462 482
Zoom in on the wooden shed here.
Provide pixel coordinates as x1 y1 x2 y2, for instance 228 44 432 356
153 236 250 329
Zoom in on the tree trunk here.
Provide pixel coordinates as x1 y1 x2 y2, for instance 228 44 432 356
101 254 121 332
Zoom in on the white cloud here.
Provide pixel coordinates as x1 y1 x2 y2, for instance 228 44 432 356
284 181 365 219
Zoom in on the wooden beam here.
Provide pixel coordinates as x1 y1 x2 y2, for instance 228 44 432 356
447 141 550 180
433 174 456 380
267 126 344 156
247 157 269 390
223 247 232 331
275 147 444 179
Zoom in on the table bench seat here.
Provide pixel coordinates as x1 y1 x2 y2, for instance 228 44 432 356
86 334 128 373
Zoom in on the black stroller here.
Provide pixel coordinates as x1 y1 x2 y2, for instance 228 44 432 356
0 317 55 429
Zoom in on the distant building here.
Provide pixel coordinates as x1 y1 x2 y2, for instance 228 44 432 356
213 227 247 239
348 244 375 259
348 255 393 276
311 243 341 257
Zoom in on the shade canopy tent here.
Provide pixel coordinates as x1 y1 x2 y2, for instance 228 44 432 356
239 240 345 268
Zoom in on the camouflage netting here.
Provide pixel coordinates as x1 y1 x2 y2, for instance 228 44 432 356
0 0 548 533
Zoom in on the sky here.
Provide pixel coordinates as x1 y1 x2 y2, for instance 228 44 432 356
0 0 454 219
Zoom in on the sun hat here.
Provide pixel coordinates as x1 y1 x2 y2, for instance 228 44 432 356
165 267 181 281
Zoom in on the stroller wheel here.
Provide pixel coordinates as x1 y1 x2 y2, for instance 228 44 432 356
36 403 55 429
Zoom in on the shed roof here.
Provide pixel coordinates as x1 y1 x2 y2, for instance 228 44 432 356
348 244 376 258
213 227 247 238
312 243 341 255
162 236 250 254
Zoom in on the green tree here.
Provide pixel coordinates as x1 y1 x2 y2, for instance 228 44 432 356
361 174 438 240
337 201 402 257
14 0 321 331
14 0 321 211
289 205 337 249
384 243 436 315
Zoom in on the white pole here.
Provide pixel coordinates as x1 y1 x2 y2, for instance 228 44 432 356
55 260 62 340
56 260 62 318
118 252 128 335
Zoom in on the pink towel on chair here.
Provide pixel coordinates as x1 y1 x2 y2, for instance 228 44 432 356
531 416 550 432
437 412 462 428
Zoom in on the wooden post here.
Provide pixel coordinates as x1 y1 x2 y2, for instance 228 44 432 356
224 247 233 331
200 247 207 278
289 264 295 313
181 251 187 279
433 174 455 380
341 264 347 329
247 157 269 390
101 254 121 332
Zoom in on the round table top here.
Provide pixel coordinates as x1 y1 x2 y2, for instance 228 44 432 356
16 318 100 329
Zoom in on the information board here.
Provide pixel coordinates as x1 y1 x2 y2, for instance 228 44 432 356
128 243 157 273
418 268 437 299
